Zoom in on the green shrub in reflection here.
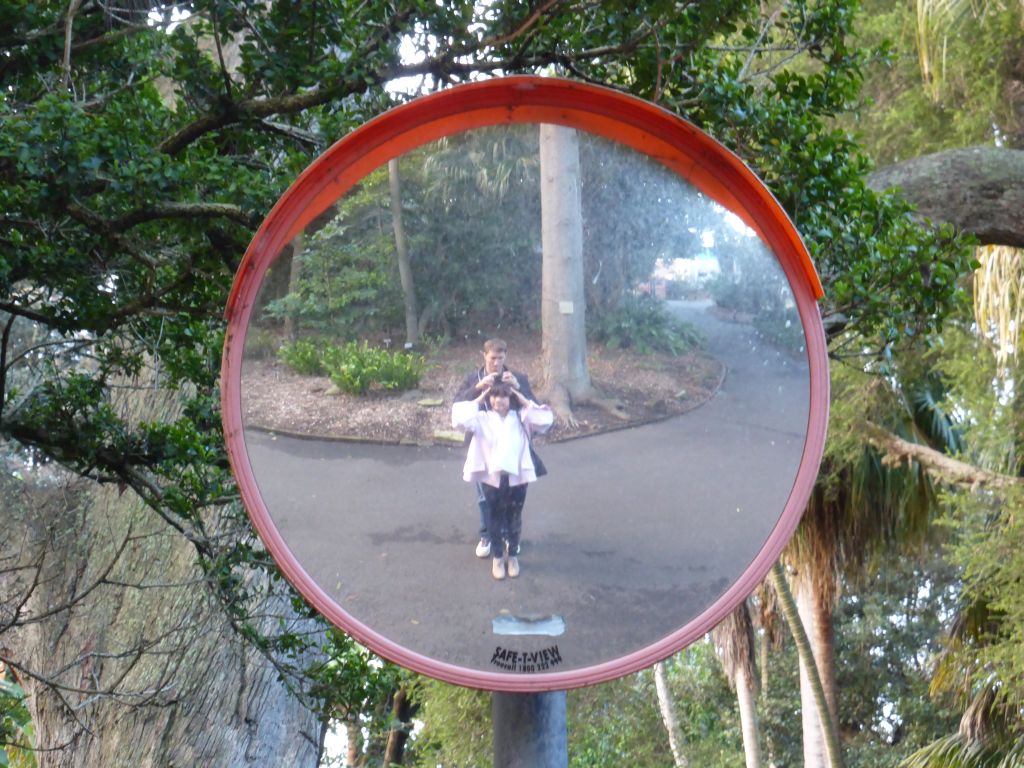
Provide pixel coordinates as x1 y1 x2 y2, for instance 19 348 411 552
277 338 327 375
590 295 703 355
323 342 426 395
245 327 281 360
278 339 426 395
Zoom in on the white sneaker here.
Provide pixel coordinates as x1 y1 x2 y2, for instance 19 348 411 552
506 556 520 578
475 538 491 558
492 557 506 580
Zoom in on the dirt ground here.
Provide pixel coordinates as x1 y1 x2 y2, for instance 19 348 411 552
242 334 725 446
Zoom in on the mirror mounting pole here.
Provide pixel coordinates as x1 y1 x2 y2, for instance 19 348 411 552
492 690 568 767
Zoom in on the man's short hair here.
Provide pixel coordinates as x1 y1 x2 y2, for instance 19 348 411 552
482 338 507 354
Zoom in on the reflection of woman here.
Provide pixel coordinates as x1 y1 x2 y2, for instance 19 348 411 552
452 383 553 580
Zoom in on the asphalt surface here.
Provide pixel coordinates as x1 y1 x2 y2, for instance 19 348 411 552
243 300 810 677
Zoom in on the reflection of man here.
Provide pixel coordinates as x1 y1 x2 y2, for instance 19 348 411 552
455 338 545 558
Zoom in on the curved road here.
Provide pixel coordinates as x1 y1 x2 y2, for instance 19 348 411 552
243 300 811 676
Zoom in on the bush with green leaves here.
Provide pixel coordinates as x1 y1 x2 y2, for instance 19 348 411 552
322 341 426 395
244 328 280 360
277 339 327 376
1 675 33 768
590 296 703 355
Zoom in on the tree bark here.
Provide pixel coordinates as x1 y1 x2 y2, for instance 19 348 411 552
382 686 412 766
867 146 1024 248
1 384 321 768
653 661 689 768
539 123 593 426
389 158 419 346
346 719 362 766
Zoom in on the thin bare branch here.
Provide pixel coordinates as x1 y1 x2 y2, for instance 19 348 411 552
738 7 784 81
13 522 134 629
475 0 565 50
210 5 235 100
62 0 85 91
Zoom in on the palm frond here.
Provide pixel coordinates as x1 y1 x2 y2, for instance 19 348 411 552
974 245 1024 374
900 733 1010 768
915 0 975 100
908 375 964 455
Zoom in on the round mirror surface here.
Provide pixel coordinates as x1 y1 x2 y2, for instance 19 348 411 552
223 78 828 690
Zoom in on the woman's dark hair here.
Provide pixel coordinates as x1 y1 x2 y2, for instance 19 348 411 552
489 382 514 399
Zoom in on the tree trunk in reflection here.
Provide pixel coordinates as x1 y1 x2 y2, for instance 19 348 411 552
389 158 419 346
284 231 303 341
538 123 626 426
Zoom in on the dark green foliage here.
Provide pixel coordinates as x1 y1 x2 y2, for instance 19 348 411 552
306 630 404 739
835 563 962 767
262 168 406 338
568 672 682 767
413 127 544 333
259 128 545 339
589 296 703 356
643 0 976 360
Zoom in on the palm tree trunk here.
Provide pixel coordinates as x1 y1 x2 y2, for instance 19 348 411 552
736 666 762 768
653 661 689 768
712 602 762 768
795 580 827 768
770 562 842 768
759 632 770 701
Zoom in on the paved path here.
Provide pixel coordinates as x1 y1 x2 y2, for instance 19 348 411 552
244 300 810 676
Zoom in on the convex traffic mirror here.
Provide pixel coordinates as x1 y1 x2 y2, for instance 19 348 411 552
222 77 829 691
